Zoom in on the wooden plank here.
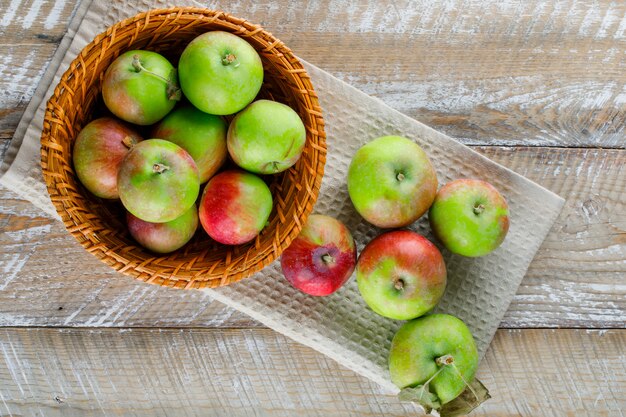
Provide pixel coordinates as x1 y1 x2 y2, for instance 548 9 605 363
1 0 625 148
0 327 622 416
0 0 79 137
0 147 623 329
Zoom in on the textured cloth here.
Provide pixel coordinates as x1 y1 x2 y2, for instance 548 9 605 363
0 0 563 395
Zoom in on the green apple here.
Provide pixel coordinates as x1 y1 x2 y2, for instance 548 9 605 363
348 136 438 228
153 106 228 183
356 230 446 320
389 314 479 406
102 50 179 125
227 99 306 174
178 31 263 115
429 179 509 257
118 139 199 223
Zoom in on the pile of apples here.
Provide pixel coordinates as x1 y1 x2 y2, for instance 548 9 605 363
73 31 307 252
281 135 509 410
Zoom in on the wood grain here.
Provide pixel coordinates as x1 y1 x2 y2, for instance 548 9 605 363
1 0 625 148
0 147 623 329
0 327 622 417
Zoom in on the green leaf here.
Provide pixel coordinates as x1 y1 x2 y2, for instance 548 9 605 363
440 378 491 417
398 385 441 414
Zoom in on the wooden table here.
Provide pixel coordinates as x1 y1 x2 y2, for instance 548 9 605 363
0 1 624 415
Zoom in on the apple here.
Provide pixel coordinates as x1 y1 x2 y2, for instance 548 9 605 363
152 106 228 183
429 179 509 257
347 136 438 228
389 314 479 406
127 204 198 254
227 99 306 174
281 214 356 296
102 50 180 125
356 230 446 320
199 170 272 245
178 31 263 115
73 117 142 199
118 139 199 223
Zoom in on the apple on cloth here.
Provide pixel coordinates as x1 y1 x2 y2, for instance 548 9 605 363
348 136 438 228
430 179 510 257
281 214 357 296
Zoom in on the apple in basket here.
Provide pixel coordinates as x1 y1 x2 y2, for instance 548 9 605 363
102 50 180 125
281 214 357 296
228 99 307 174
356 230 446 320
347 136 438 228
72 117 142 199
127 205 198 254
152 106 228 183
429 179 509 257
199 170 272 245
117 139 200 223
178 31 263 115
389 314 480 411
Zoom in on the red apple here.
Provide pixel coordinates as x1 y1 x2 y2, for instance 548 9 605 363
356 230 446 320
199 170 272 245
72 117 142 199
127 205 198 254
281 214 357 296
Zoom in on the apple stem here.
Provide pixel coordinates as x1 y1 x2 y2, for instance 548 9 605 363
435 354 455 366
321 253 335 264
393 278 405 291
396 172 405 182
473 203 485 215
121 136 136 149
131 55 181 101
152 163 170 174
221 53 240 68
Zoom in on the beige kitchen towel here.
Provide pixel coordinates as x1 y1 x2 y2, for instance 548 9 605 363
0 0 564 395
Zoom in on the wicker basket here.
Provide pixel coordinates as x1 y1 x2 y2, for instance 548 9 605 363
40 8 326 289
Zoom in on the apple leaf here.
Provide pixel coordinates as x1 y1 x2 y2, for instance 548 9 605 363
439 378 491 417
398 385 441 414
398 378 490 416
167 69 182 101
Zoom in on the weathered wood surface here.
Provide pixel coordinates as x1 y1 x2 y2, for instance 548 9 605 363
0 146 623 329
0 327 622 417
1 0 625 147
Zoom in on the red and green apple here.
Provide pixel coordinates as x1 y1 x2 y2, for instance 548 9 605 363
429 179 509 257
348 136 437 228
356 230 446 320
117 139 199 223
73 117 142 199
102 50 179 125
281 214 356 296
127 204 198 254
199 170 272 245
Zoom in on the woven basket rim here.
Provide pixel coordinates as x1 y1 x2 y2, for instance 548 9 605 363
40 7 326 289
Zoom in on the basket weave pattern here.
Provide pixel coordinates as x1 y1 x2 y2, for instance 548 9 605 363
40 8 326 289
